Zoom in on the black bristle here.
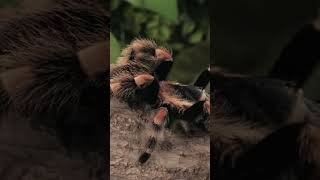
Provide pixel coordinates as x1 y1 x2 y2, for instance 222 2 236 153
154 60 173 81
182 101 205 122
0 1 109 55
194 68 210 89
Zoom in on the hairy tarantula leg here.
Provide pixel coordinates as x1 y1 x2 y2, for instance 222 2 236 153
154 48 173 81
138 107 168 164
268 18 320 88
181 101 206 122
134 74 160 105
194 67 210 90
154 60 173 81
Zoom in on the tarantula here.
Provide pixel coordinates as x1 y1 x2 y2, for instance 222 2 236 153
110 39 210 164
211 20 320 180
0 0 109 153
0 1 108 179
212 68 320 180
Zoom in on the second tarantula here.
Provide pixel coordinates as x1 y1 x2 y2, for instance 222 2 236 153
110 39 210 164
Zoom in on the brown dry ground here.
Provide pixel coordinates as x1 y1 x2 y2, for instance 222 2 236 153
110 101 210 180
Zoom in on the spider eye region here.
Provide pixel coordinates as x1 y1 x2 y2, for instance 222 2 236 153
129 50 135 60
128 49 155 62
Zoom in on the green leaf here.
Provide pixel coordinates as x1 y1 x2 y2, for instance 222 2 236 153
127 0 178 22
146 27 160 39
134 12 148 24
188 30 204 44
182 20 195 35
146 15 160 28
159 25 171 40
146 19 159 29
170 43 184 51
111 0 121 10
110 33 121 64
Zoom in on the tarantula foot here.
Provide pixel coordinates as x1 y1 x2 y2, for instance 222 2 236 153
137 108 168 164
138 152 151 164
154 48 173 81
134 74 155 89
194 67 210 89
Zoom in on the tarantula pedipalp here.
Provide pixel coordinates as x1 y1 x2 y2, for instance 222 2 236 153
110 38 210 164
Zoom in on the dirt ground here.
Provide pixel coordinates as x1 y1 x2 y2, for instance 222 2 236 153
110 101 210 180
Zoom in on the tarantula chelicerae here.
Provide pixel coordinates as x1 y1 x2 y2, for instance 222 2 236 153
211 20 320 180
110 39 210 164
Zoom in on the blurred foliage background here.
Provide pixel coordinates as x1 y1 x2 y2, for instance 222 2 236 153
111 0 210 84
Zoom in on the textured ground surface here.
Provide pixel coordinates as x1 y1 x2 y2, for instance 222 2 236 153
110 101 210 180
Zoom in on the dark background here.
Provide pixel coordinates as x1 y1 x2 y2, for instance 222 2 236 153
212 0 320 99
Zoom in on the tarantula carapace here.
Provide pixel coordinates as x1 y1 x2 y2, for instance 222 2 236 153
110 39 210 164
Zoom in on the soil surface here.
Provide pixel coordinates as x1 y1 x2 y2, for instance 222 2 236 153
110 101 210 180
